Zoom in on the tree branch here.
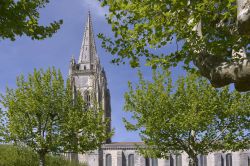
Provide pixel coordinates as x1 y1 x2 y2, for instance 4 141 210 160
237 0 250 35
194 52 250 92
191 14 250 92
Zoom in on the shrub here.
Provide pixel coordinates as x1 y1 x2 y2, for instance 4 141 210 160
0 145 87 166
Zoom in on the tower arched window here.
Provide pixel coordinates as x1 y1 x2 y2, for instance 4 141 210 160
84 91 91 107
128 154 134 166
106 154 112 166
151 158 158 166
226 153 232 166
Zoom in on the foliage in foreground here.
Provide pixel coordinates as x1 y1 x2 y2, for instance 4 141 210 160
0 0 62 41
124 71 250 166
0 144 87 166
98 0 250 91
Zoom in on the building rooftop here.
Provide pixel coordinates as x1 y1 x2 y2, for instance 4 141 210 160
102 142 144 150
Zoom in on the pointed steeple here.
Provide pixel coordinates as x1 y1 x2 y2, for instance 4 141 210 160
78 11 98 65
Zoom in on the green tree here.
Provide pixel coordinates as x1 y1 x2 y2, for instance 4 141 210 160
0 67 111 166
98 0 250 92
0 108 5 142
0 0 62 41
124 71 250 166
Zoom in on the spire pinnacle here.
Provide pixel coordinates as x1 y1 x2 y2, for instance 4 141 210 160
71 55 75 64
78 11 98 64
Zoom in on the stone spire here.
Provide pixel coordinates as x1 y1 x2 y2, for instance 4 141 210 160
78 11 97 65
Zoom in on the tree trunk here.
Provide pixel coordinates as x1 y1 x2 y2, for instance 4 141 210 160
187 130 198 166
39 152 46 166
237 0 250 35
188 156 199 166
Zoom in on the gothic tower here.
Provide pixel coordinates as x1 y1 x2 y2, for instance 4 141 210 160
69 12 111 143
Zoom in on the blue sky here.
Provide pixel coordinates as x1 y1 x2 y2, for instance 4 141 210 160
0 0 185 142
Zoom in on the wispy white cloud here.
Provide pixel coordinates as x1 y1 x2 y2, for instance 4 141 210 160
80 0 108 18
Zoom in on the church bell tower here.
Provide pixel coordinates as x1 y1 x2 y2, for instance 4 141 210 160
69 12 111 143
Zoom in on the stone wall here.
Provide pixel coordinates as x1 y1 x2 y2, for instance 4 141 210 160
78 147 250 166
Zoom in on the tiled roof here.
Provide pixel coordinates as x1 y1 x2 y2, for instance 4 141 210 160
101 142 144 150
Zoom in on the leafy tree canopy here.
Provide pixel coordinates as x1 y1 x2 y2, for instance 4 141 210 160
124 71 250 165
98 0 250 91
0 0 62 40
0 67 112 166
